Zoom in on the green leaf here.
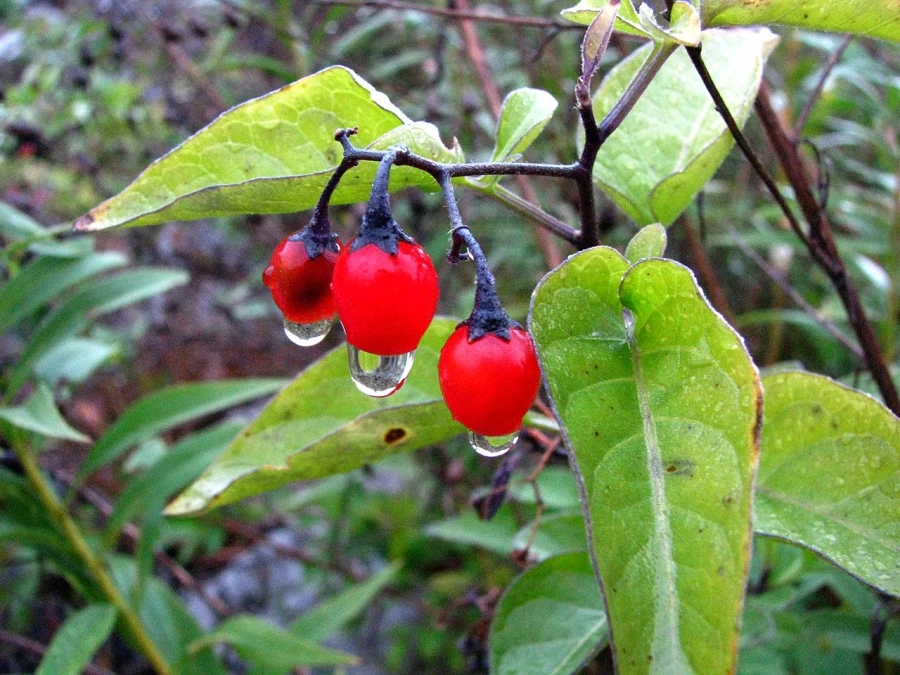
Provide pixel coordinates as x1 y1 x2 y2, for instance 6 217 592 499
529 248 762 674
105 422 243 539
625 223 668 262
33 338 117 386
756 372 900 597
704 0 900 43
289 561 400 642
0 384 89 442
35 604 117 675
10 267 188 391
166 319 464 515
81 378 286 476
0 251 126 334
509 466 581 510
424 509 520 556
190 615 358 669
491 89 559 165
0 201 45 240
591 28 778 225
108 555 226 675
74 66 462 232
512 513 588 561
490 553 608 675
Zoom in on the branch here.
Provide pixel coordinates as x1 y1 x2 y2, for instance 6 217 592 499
576 41 677 247
726 225 864 361
685 46 811 249
685 46 900 414
305 0 579 29
754 83 900 415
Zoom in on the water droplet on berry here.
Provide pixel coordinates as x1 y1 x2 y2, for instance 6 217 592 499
347 345 415 397
469 431 518 457
283 317 333 346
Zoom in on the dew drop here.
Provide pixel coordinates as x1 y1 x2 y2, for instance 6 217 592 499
347 345 415 397
469 430 518 458
283 317 333 346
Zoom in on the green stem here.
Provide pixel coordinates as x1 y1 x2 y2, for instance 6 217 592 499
488 185 580 245
13 445 172 675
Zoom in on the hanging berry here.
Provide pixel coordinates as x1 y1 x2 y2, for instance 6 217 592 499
263 211 342 346
331 149 439 396
439 324 541 437
438 227 540 456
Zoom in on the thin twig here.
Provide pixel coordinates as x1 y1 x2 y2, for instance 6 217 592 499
305 0 579 29
793 35 852 141
576 41 678 247
0 629 116 675
489 185 580 245
726 225 864 360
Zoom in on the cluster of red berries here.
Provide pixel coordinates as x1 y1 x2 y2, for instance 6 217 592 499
263 152 541 449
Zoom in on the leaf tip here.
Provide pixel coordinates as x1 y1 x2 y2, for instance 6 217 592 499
72 211 98 232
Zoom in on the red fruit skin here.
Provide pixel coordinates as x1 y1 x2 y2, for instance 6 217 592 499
438 325 541 437
331 240 440 356
263 237 340 324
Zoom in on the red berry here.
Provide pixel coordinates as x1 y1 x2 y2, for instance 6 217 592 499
438 325 541 437
263 235 340 324
332 240 439 355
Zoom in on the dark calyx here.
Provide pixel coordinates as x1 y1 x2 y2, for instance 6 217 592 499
291 212 341 259
449 228 517 341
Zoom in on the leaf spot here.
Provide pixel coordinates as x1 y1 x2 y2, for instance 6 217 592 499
383 427 408 445
664 459 694 477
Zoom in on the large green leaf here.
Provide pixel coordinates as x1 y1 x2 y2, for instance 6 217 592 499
530 248 761 674
189 615 357 669
74 66 462 232
490 553 608 675
756 372 900 596
80 378 286 476
591 28 778 226
704 0 900 43
35 604 117 675
166 319 464 515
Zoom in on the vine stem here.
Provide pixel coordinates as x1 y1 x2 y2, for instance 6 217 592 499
576 40 677 247
12 445 172 675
